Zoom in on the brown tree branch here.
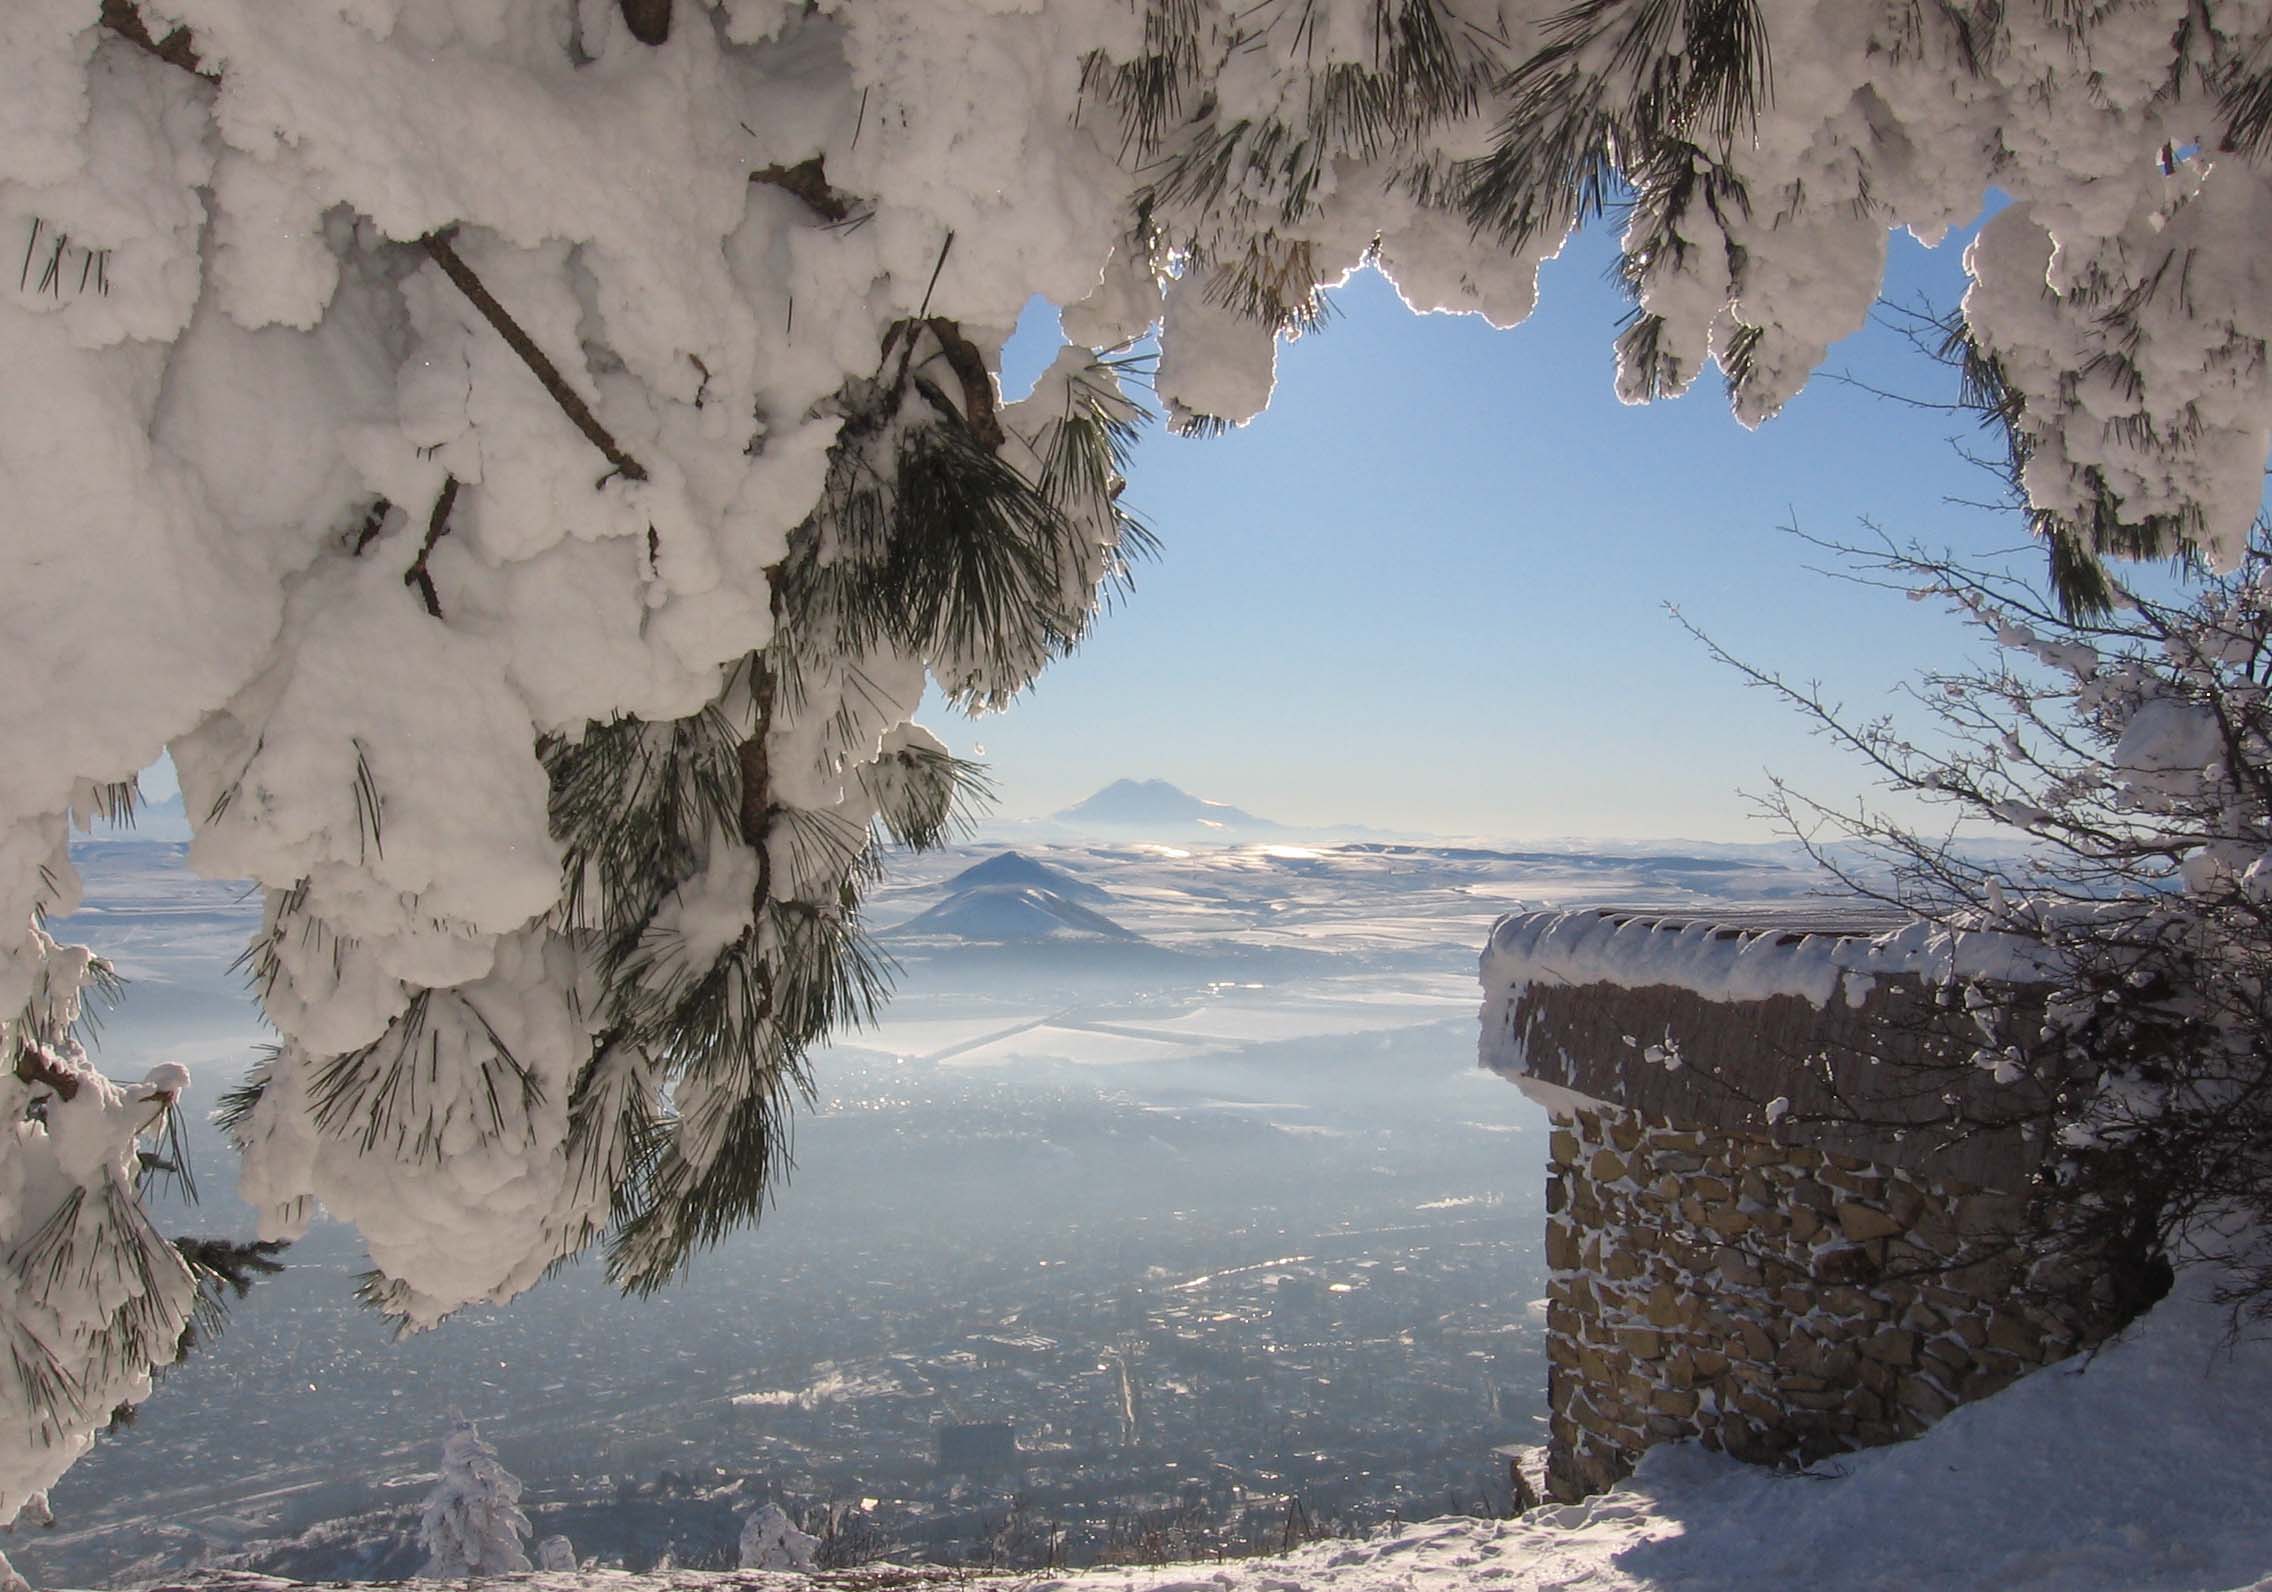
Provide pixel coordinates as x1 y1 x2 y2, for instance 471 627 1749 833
924 318 1006 451
349 497 393 556
403 475 459 618
15 1043 81 1102
738 645 781 1020
618 0 672 45
876 311 1006 451
419 229 649 484
738 655 779 857
98 0 214 80
750 157 855 224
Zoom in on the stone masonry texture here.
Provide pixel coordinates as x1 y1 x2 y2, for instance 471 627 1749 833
1540 1102 2096 1504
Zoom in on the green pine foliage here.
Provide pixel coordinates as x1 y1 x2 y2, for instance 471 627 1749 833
397 330 1146 1304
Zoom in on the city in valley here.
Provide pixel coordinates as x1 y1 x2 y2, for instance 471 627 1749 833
30 805 1825 1585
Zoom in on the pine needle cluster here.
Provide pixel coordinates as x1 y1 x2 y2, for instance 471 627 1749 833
218 311 1151 1316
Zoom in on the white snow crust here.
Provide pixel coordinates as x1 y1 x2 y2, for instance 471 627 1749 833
1477 906 2068 1116
1481 905 2050 1018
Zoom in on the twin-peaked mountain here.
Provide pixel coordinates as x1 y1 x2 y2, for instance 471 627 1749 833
1053 778 1281 834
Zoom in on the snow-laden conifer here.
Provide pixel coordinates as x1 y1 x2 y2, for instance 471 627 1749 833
739 1502 819 1572
417 1415 533 1579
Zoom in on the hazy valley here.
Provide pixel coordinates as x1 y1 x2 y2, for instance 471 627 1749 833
28 813 1835 1585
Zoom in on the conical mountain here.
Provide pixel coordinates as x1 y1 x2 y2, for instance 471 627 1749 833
943 850 1112 903
894 884 1137 942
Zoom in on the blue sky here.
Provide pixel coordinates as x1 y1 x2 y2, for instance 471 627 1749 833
933 218 2062 844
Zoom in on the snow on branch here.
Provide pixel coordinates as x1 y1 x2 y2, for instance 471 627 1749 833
95 0 212 81
419 232 648 485
751 157 857 225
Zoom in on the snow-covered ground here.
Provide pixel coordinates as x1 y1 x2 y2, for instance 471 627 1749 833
1037 1271 2272 1592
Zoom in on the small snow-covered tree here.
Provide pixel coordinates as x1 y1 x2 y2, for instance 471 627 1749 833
1699 527 2272 1325
738 1501 818 1572
535 1531 578 1571
418 1415 533 1578
17 0 2272 1535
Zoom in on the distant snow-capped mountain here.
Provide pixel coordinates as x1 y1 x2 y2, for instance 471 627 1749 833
1054 779 1281 833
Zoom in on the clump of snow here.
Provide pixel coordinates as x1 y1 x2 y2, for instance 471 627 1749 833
1155 270 1278 430
230 927 611 1331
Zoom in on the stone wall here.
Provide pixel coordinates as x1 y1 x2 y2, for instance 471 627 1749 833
1481 908 2148 1503
1540 1100 2089 1503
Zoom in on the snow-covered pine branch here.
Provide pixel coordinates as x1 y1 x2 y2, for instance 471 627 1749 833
14 0 2272 1553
